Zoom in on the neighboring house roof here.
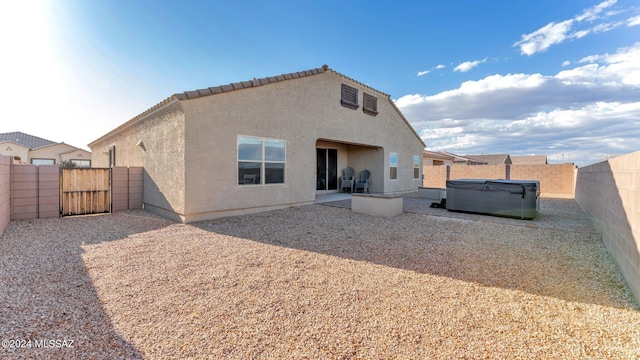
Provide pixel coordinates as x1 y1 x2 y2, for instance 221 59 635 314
511 155 548 165
441 151 488 165
423 150 455 161
0 131 57 149
462 154 512 165
89 65 426 148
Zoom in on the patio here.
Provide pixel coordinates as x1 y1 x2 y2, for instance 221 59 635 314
316 193 597 234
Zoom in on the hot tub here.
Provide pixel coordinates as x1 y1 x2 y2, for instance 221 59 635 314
446 179 540 219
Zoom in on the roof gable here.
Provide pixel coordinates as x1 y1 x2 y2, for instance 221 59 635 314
90 65 426 148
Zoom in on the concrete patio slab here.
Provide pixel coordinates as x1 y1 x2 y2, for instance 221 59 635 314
318 194 597 234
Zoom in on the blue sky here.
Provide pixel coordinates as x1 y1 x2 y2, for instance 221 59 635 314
1 0 639 166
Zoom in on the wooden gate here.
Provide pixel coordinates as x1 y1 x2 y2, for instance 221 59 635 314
60 168 111 216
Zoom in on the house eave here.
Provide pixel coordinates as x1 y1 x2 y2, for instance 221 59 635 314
88 96 181 148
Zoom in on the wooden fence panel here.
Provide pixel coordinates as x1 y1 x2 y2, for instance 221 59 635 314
61 168 111 216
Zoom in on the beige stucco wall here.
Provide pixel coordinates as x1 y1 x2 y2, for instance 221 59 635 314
0 142 91 166
0 142 29 164
89 70 424 222
89 101 187 221
60 149 92 165
180 70 424 221
26 143 91 165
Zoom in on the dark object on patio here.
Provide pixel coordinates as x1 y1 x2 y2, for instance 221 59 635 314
354 170 370 193
430 198 446 208
341 167 355 193
446 179 539 219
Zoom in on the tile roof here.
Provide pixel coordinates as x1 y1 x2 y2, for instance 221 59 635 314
423 150 455 161
0 132 57 149
441 151 488 164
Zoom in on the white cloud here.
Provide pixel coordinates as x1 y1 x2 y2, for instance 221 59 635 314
418 64 447 76
628 15 640 26
514 0 620 56
562 60 571 66
396 44 640 166
453 58 487 73
574 0 617 21
514 20 575 56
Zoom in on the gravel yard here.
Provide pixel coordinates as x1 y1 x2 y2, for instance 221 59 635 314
1 205 639 359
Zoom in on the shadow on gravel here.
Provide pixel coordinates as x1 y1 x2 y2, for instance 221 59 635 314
192 204 638 311
0 210 173 359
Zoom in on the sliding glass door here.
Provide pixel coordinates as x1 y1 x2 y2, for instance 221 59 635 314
316 148 337 191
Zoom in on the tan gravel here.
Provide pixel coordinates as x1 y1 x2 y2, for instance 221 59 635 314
1 205 639 359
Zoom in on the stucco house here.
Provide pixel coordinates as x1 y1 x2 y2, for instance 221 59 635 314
0 132 91 166
89 65 426 223
423 150 454 166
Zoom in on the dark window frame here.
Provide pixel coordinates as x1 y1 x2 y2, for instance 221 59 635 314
108 146 116 167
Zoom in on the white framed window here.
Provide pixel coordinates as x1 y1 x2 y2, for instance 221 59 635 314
31 158 55 165
238 135 285 185
413 155 420 178
390 152 398 180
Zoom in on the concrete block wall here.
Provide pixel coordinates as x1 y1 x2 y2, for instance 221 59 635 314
450 164 506 181
423 164 448 188
575 150 640 304
422 163 576 197
511 163 576 198
112 166 144 212
0 156 10 237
